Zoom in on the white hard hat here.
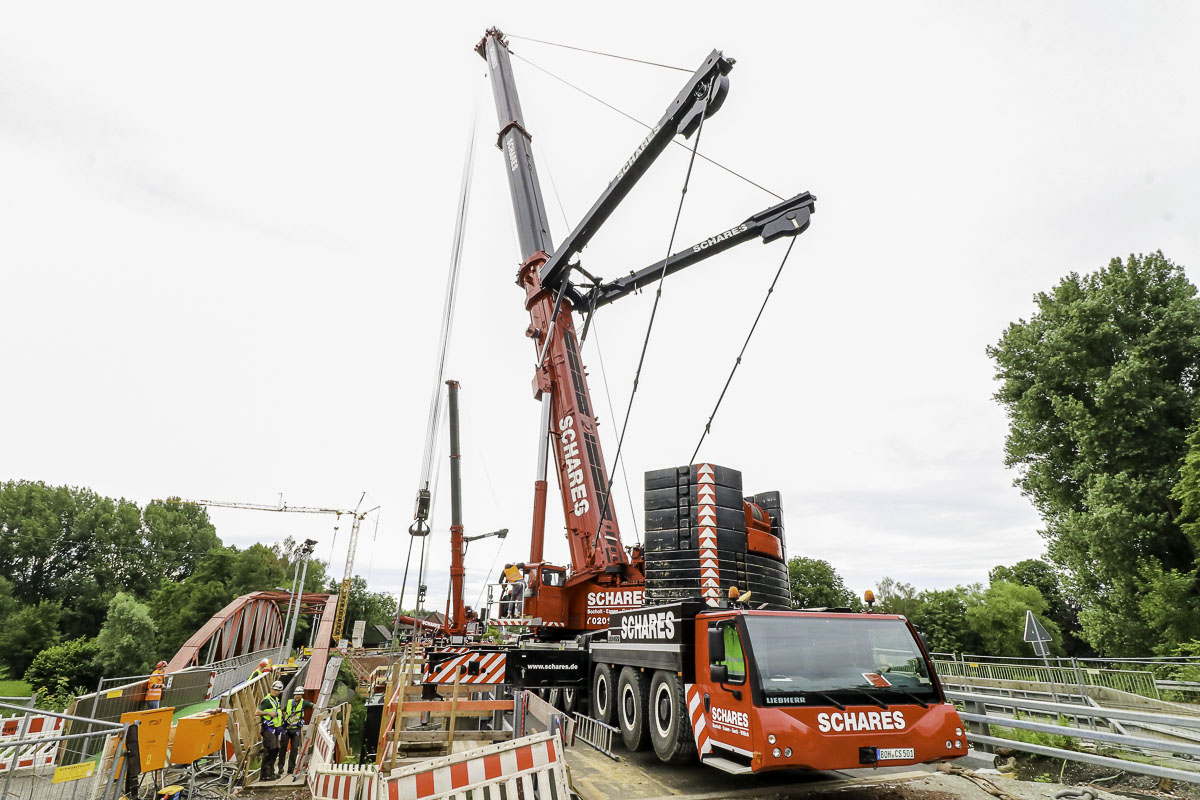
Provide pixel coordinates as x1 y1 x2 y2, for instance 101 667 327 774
272 681 284 691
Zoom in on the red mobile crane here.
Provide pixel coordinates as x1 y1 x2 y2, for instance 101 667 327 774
414 29 966 777
476 29 814 635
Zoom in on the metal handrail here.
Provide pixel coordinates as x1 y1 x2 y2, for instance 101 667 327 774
947 689 1200 785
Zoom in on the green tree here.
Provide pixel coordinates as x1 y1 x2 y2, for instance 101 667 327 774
144 499 220 584
908 586 983 655
990 559 1090 656
0 482 223 641
987 252 1200 655
0 600 63 678
787 558 862 609
149 543 294 655
25 637 102 696
95 592 159 677
966 581 1062 657
873 577 921 618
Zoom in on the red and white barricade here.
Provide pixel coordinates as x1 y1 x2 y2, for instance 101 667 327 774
309 764 378 800
380 731 567 800
0 714 65 771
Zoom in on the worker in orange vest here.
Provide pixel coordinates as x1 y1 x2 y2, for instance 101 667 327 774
145 661 167 709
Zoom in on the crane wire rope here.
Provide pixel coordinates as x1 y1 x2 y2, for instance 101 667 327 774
509 50 783 202
688 237 798 464
588 318 643 544
462 401 509 610
534 142 642 546
505 33 691 73
592 77 716 547
400 77 482 614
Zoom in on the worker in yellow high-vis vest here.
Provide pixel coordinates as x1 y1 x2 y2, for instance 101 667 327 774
255 681 285 780
280 686 314 775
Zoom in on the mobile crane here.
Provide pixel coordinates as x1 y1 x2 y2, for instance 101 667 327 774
416 28 966 776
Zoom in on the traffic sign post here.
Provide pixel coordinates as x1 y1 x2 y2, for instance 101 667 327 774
1024 610 1058 702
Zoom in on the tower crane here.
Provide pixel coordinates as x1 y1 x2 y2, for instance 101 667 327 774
175 495 379 642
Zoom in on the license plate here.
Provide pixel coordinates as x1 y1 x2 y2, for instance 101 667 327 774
877 748 915 760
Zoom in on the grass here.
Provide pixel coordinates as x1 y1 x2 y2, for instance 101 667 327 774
0 680 33 697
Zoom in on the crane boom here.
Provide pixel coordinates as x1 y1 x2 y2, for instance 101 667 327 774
475 29 813 634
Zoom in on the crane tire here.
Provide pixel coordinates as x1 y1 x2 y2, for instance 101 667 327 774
562 687 578 714
617 667 651 751
592 663 617 726
547 688 562 709
649 671 696 764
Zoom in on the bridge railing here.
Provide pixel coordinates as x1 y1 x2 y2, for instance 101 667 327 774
947 689 1200 786
934 656 1161 698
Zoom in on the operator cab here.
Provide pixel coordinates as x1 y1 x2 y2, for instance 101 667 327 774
700 610 961 772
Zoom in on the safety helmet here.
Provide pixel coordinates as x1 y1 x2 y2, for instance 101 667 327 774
260 658 270 666
271 681 284 691
293 687 304 695
156 660 167 669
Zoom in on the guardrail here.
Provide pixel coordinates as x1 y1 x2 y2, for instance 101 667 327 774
572 713 618 760
934 657 1160 698
946 689 1200 785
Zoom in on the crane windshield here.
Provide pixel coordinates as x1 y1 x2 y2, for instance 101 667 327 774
743 615 938 705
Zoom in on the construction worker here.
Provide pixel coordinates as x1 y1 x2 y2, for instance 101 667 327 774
145 660 167 709
250 658 271 681
255 681 285 780
280 687 314 775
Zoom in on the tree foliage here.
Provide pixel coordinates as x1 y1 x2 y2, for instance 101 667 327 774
873 577 921 618
787 557 862 610
95 592 159 677
25 637 102 697
0 482 220 639
907 587 982 655
988 252 1200 655
148 543 300 655
0 600 63 678
966 581 1062 657
989 559 1089 656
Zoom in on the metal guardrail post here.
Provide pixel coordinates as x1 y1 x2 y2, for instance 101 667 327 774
962 699 992 753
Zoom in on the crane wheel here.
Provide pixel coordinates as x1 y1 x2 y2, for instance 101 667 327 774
547 688 562 709
562 687 578 714
592 664 617 726
649 671 696 764
617 667 651 751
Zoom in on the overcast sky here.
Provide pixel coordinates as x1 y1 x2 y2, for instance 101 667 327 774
3 2 1198 616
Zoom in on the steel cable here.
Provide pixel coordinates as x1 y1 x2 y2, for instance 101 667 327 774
505 33 692 72
689 237 797 464
509 51 784 202
593 78 715 548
